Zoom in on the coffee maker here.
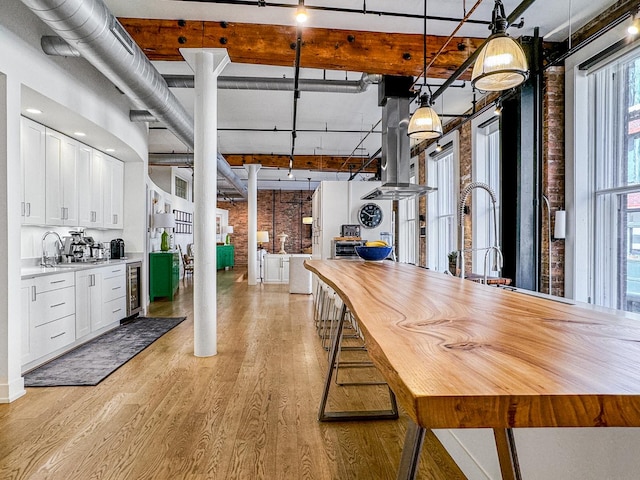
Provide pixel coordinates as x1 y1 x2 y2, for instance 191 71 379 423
62 230 90 262
110 238 125 259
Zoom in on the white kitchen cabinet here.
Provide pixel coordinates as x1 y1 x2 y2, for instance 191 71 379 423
20 117 47 225
45 129 78 226
78 148 105 228
101 264 126 327
263 254 290 284
75 268 103 338
103 155 124 229
21 272 76 366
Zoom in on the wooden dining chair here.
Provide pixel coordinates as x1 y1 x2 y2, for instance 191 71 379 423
178 244 193 279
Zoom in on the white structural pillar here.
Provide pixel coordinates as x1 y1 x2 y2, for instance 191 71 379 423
246 164 261 286
185 49 230 357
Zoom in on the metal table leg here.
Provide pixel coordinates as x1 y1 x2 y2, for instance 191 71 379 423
494 428 522 480
318 303 399 422
396 419 426 480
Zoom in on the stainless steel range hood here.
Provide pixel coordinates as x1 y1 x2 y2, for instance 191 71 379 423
362 77 437 201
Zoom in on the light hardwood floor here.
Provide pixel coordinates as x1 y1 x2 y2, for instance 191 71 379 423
0 269 465 479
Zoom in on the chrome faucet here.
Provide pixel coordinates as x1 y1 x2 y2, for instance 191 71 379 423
41 231 63 266
457 182 502 280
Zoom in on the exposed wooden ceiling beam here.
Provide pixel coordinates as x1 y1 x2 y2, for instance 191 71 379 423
224 154 378 173
119 18 485 79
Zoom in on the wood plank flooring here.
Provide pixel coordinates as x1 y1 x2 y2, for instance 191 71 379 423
0 270 466 479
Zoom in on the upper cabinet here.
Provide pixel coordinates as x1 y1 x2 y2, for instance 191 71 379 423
45 129 78 226
103 155 124 229
78 148 104 228
21 117 124 230
20 117 46 225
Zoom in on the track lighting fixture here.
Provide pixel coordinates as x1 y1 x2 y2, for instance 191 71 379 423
494 99 503 115
629 14 640 35
471 0 529 92
295 0 308 23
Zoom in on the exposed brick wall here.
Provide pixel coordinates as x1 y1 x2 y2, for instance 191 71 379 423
219 190 313 265
543 66 566 297
418 150 427 267
458 121 473 274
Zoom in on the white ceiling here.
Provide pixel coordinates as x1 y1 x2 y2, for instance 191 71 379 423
22 0 621 193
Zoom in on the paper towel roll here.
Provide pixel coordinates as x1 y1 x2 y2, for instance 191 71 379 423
554 210 566 239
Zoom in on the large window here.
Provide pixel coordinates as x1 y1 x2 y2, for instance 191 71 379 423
398 161 418 264
472 114 501 275
426 133 458 272
175 175 188 200
590 49 640 311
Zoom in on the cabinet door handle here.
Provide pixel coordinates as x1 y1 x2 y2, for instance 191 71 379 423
26 202 31 217
113 214 117 224
50 302 66 308
64 207 68 220
50 279 66 284
112 286 121 290
112 308 122 313
112 269 120 273
32 285 36 302
61 206 65 219
50 332 66 339
21 202 25 217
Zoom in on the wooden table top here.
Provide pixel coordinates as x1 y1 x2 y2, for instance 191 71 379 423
305 259 640 430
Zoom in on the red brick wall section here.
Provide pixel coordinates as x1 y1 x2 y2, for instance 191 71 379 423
543 66 566 297
418 150 427 267
458 121 473 274
218 190 313 265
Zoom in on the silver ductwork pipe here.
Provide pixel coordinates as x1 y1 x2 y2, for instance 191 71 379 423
149 153 194 166
164 73 382 93
149 153 239 191
26 2 247 198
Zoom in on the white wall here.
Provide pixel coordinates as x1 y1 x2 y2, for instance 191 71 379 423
0 4 149 401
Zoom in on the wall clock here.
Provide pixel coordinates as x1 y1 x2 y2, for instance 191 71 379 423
358 203 383 229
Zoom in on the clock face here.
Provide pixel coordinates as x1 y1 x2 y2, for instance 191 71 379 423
358 203 383 229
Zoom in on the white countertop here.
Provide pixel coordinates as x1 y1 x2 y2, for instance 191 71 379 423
21 253 144 279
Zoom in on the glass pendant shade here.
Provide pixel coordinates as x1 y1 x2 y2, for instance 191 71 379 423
408 95 443 140
472 34 528 92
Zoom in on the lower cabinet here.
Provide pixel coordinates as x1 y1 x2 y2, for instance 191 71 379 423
216 244 235 270
263 254 291 284
22 264 127 371
149 251 179 301
75 264 126 335
21 272 76 366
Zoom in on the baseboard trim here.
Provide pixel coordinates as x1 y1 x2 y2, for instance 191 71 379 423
0 377 26 403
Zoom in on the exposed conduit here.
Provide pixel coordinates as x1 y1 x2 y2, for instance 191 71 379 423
24 0 247 198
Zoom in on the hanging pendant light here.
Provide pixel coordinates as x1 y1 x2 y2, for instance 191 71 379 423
408 0 443 141
471 0 529 92
408 93 443 140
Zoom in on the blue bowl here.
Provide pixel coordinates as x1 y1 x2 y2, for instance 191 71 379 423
355 245 392 262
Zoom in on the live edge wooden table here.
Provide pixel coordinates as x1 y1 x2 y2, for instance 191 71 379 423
304 259 640 480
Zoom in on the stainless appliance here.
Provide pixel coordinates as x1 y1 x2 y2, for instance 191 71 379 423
62 230 90 262
341 224 360 237
110 238 125 259
126 261 142 318
332 239 365 259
